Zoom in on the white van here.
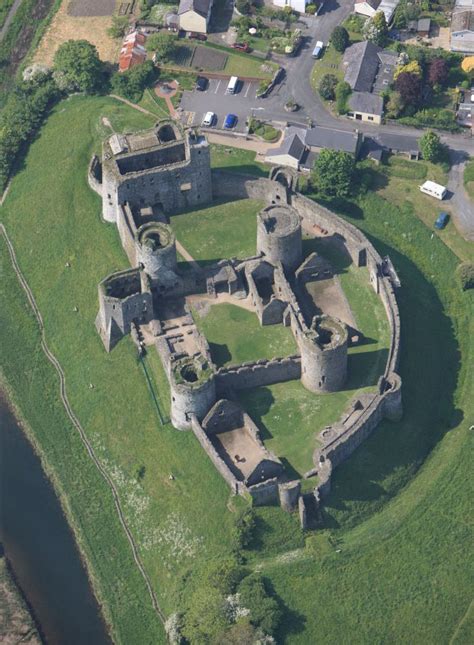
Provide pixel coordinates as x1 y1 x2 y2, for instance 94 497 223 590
312 41 324 59
202 111 215 127
226 76 239 94
419 180 447 200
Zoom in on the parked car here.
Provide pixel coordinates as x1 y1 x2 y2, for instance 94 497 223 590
189 32 207 41
202 111 215 127
312 41 324 59
223 114 237 129
434 212 450 229
232 42 251 52
196 76 208 91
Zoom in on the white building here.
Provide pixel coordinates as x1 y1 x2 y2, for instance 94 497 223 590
273 0 310 14
178 0 214 34
354 0 401 24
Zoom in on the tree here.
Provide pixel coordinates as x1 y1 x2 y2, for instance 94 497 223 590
313 149 355 198
107 16 130 39
419 131 443 162
364 11 388 46
238 574 282 637
331 26 349 53
182 586 229 644
146 32 177 62
53 40 104 94
111 60 157 102
395 72 422 106
319 73 338 100
428 58 449 86
386 90 405 118
236 0 252 14
335 80 351 115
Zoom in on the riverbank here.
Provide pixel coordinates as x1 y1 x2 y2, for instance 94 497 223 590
0 554 41 645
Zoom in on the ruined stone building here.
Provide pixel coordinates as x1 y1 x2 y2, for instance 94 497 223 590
89 122 402 529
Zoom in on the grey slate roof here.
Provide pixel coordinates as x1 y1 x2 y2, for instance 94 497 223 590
305 126 361 154
343 41 382 92
349 91 384 116
376 132 420 153
178 0 212 17
265 130 306 161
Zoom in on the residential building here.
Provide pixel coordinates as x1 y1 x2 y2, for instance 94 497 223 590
264 125 363 170
451 0 474 52
347 92 384 124
178 0 214 34
119 31 147 73
354 0 382 18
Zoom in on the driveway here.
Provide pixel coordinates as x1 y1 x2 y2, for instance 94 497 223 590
447 149 474 241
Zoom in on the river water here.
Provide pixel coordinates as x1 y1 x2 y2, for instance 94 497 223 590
0 390 112 645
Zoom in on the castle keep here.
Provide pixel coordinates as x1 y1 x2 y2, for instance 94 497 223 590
89 122 402 529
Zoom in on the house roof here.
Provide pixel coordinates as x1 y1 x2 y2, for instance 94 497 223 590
376 132 420 153
417 18 431 31
305 126 361 154
349 91 384 116
265 131 306 161
119 31 147 72
343 41 383 92
178 0 212 17
451 9 474 32
355 0 381 7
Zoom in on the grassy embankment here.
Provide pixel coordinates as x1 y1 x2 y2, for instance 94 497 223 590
1 94 473 643
464 158 474 200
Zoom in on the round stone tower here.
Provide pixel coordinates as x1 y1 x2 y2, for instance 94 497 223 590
256 204 302 271
170 355 216 430
299 316 348 393
135 222 177 280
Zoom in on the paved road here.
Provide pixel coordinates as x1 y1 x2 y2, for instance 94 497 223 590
0 0 22 43
447 149 474 241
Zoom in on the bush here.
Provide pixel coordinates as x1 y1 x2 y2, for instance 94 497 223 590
319 73 338 100
457 263 474 291
111 60 158 102
146 32 178 61
305 3 318 14
314 148 355 198
107 16 130 39
335 80 351 114
236 0 252 14
231 508 256 558
419 130 443 162
331 26 349 53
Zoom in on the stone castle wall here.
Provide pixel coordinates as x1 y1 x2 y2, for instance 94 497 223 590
215 356 301 393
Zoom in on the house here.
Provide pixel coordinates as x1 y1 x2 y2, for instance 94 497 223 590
264 125 363 170
119 31 147 73
342 40 397 120
178 0 214 34
347 92 384 124
451 0 474 52
273 0 309 13
417 18 431 36
377 0 401 24
365 132 420 162
354 0 381 18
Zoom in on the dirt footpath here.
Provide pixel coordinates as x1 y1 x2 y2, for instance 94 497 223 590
34 0 121 66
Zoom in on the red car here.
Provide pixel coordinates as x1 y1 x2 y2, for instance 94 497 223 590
232 42 251 52
188 32 207 41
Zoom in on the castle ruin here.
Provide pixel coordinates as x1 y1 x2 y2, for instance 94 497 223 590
89 122 403 529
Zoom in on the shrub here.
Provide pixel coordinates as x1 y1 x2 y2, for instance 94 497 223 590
236 0 252 14
457 263 474 290
319 73 338 100
231 507 256 557
394 60 422 80
107 16 130 39
335 80 351 114
146 32 178 61
331 26 349 52
305 3 318 14
364 10 388 46
395 71 422 106
428 58 449 86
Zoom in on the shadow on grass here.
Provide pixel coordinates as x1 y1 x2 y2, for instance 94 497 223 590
237 387 275 441
302 235 353 273
211 164 268 178
169 196 243 219
347 347 389 389
209 341 232 368
322 235 462 528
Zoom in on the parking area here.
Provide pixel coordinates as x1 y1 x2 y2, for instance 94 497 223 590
180 78 262 132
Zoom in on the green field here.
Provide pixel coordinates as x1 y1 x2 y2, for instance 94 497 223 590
464 158 474 200
170 198 263 263
210 144 269 177
193 303 297 367
1 94 473 643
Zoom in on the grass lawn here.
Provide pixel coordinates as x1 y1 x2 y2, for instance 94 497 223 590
170 198 263 263
192 303 297 367
463 158 474 200
0 95 239 642
1 93 473 644
310 43 343 101
372 156 474 262
137 89 170 119
210 144 269 177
